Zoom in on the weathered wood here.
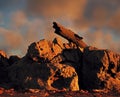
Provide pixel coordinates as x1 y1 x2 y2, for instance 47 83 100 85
53 22 88 48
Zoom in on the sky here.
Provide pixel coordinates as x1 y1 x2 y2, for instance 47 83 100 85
0 0 120 57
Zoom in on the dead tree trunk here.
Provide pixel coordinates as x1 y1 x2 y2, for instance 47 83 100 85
53 22 88 48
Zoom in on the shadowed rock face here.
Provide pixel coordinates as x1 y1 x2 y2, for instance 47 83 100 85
82 46 120 91
8 56 20 65
0 50 9 84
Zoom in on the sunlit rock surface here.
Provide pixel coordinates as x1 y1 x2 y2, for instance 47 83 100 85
8 38 80 91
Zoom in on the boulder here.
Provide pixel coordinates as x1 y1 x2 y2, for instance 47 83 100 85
8 39 80 91
82 46 120 92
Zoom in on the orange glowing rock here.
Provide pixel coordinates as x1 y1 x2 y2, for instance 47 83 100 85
0 50 7 58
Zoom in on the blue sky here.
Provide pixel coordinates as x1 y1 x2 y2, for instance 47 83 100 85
0 0 120 56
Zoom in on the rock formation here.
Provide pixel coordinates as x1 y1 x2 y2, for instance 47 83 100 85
0 22 119 93
7 38 120 92
82 47 120 92
8 38 80 91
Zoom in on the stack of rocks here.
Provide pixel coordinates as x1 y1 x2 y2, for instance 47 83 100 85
0 37 119 93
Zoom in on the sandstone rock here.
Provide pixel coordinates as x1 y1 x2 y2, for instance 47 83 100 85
8 56 79 91
52 37 64 55
63 42 78 49
26 38 82 64
8 38 80 91
0 21 120 94
27 39 51 61
82 46 120 92
7 37 120 92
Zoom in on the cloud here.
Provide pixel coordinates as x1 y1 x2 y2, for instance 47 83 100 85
24 18 45 43
0 11 50 56
0 0 24 11
107 10 120 32
0 27 23 48
0 27 24 56
83 30 120 53
0 13 4 25
26 0 120 36
0 11 40 56
0 0 120 56
26 0 87 20
74 0 120 29
11 11 28 28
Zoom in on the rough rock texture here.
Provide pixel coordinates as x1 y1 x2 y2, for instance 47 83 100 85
82 46 120 92
27 39 51 60
8 57 79 91
52 37 64 55
8 38 80 91
0 37 120 93
0 50 9 84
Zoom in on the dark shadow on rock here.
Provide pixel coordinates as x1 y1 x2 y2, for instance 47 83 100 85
60 48 83 89
0 56 9 82
8 56 21 66
81 47 120 92
8 56 51 90
51 77 72 90
0 54 11 89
